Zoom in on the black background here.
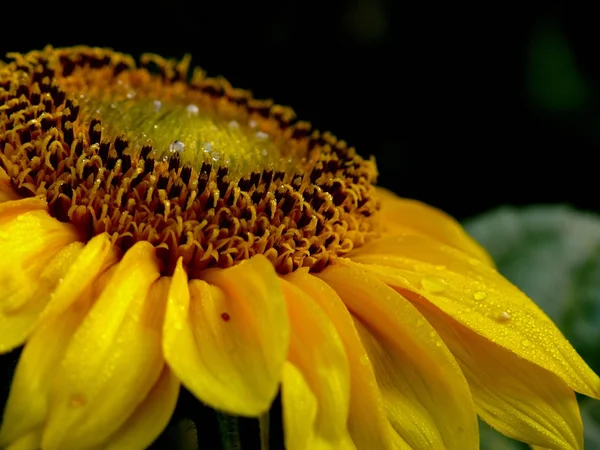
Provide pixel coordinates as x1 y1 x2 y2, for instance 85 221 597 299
2 1 599 221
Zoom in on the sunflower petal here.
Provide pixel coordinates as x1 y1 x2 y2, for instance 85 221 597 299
279 278 354 449
42 242 164 450
281 362 319 449
406 291 583 450
0 241 83 353
376 187 493 265
163 255 289 416
103 365 180 450
347 234 600 399
4 429 42 450
0 285 97 446
318 264 479 450
38 233 117 323
0 198 81 353
284 269 410 449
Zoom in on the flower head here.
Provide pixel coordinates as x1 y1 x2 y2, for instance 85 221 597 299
0 46 598 450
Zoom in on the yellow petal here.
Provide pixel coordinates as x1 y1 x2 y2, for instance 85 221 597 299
0 198 81 352
375 187 493 266
163 255 289 416
347 234 600 399
104 365 180 450
281 362 320 450
0 167 19 203
0 283 98 446
0 241 83 353
37 233 117 324
318 264 479 450
284 269 409 449
4 429 42 450
407 291 582 450
42 242 164 450
279 278 354 449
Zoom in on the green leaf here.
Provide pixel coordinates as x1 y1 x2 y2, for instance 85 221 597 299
528 18 590 112
582 399 600 447
464 205 600 448
478 419 528 450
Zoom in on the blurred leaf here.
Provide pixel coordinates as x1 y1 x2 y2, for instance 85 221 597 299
528 19 590 112
478 419 528 450
464 205 600 447
582 399 600 447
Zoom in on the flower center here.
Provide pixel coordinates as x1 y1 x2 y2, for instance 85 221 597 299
77 89 298 180
0 47 380 275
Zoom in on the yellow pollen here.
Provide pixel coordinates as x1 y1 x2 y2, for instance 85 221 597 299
77 96 295 179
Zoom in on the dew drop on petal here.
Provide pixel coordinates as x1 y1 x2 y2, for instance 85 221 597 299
473 291 487 301
521 339 531 347
497 311 511 322
421 276 448 293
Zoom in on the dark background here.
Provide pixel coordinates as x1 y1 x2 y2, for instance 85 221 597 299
2 1 598 221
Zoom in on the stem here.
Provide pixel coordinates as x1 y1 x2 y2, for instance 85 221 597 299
216 412 242 450
259 412 270 450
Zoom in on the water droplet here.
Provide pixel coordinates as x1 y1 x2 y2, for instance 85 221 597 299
359 354 369 366
126 90 136 99
202 142 213 153
421 276 448 293
186 104 199 115
521 339 531 347
169 140 185 153
153 100 162 112
248 119 258 129
228 120 239 129
429 331 437 338
211 151 221 162
69 393 87 408
468 258 481 266
256 131 269 140
497 311 511 322
473 291 487 301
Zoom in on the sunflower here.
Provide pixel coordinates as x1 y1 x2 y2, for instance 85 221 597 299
0 46 597 450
